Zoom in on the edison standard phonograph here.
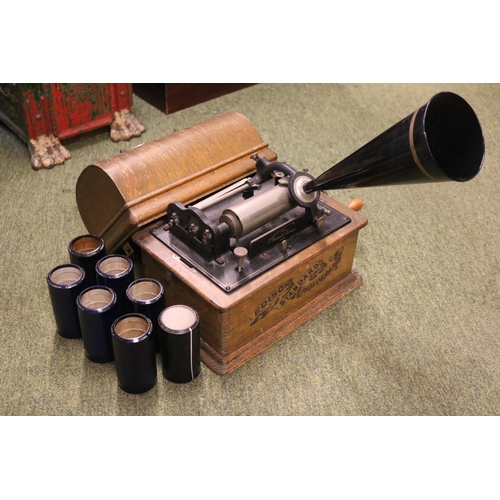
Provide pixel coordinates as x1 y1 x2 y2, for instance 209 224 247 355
76 91 485 374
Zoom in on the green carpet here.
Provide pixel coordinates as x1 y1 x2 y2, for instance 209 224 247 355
1 83 499 415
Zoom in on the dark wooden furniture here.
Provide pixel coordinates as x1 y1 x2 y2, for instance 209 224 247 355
132 83 255 114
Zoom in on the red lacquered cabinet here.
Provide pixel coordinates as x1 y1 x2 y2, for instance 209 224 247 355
0 83 145 169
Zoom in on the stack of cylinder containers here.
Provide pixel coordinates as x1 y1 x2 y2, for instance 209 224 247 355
46 234 201 394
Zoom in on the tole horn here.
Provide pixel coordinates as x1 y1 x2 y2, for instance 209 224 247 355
304 91 485 192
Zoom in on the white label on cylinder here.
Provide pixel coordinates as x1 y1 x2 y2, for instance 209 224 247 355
161 305 197 332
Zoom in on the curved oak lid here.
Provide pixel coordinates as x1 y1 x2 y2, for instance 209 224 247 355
76 112 277 252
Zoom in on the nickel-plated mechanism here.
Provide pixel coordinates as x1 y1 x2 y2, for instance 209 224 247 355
152 155 351 291
152 91 485 293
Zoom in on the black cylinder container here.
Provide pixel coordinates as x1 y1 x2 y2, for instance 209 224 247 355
68 234 106 288
126 278 165 353
158 305 201 383
96 254 134 318
77 286 117 363
111 314 157 394
46 264 86 339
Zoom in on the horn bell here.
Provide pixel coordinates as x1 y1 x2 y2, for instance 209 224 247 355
304 91 485 192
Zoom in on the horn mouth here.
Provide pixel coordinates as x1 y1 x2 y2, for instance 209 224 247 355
423 92 485 182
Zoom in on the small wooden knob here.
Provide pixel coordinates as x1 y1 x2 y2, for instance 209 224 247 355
347 198 364 211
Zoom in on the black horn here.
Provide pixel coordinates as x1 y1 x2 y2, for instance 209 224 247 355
304 92 485 192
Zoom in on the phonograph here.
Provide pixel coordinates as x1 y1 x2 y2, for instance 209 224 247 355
76 91 485 374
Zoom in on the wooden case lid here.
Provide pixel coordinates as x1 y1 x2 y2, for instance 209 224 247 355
76 112 277 252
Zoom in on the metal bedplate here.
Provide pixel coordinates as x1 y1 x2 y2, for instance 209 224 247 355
151 202 351 292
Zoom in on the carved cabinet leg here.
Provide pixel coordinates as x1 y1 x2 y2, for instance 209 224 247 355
29 134 72 170
110 109 146 142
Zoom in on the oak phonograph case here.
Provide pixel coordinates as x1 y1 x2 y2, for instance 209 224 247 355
76 92 485 375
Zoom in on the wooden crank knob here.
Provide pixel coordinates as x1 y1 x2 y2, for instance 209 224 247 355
347 198 364 211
